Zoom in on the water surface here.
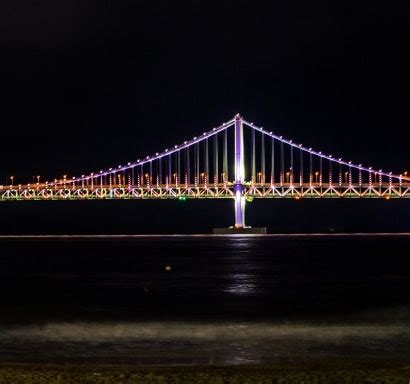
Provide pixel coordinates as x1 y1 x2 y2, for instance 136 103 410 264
0 235 409 364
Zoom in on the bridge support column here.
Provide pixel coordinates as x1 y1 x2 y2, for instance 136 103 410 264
234 188 246 228
234 113 245 228
213 114 266 234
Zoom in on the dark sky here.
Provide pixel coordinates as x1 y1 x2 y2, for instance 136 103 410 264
0 1 408 233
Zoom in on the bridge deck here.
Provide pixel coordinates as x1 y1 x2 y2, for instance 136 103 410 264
1 183 410 201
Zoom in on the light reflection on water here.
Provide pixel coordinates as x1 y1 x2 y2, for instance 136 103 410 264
0 235 409 365
225 274 258 295
224 238 261 295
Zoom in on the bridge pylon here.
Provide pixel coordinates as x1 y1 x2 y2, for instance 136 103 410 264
214 114 267 235
234 113 246 228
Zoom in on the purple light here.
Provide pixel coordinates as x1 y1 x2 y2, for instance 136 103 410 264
45 116 405 187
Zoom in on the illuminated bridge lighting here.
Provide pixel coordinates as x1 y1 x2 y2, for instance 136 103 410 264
0 115 409 228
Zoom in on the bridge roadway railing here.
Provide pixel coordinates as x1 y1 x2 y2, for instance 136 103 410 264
1 182 410 201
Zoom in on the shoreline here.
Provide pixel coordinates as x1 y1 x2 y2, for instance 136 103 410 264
0 232 410 239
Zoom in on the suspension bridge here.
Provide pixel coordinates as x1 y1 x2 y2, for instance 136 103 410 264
1 114 409 233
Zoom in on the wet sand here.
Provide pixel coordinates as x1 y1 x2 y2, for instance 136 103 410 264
0 359 409 383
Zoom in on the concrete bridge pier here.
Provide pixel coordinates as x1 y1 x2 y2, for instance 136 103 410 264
234 185 246 229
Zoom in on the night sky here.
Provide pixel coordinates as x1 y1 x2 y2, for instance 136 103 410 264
0 1 408 233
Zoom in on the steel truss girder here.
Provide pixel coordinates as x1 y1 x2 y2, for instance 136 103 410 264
1 183 410 201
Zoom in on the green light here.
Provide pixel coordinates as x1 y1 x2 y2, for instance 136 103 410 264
178 196 187 201
246 196 254 203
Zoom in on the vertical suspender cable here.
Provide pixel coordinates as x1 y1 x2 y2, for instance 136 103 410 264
300 149 303 186
159 158 162 186
223 129 228 183
149 161 153 187
177 150 180 186
214 135 218 184
261 133 265 184
195 143 199 186
320 157 323 186
156 160 159 188
174 152 177 186
197 142 200 185
186 147 190 185
309 152 313 185
164 157 167 185
205 138 209 184
252 129 256 183
329 160 333 185
132 167 135 187
290 145 293 184
168 154 172 185
280 142 284 186
359 167 362 187
271 138 275 185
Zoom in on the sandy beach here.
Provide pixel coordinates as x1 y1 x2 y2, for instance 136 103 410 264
0 359 409 384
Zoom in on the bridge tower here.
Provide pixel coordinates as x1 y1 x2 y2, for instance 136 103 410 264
234 113 246 228
213 114 266 234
